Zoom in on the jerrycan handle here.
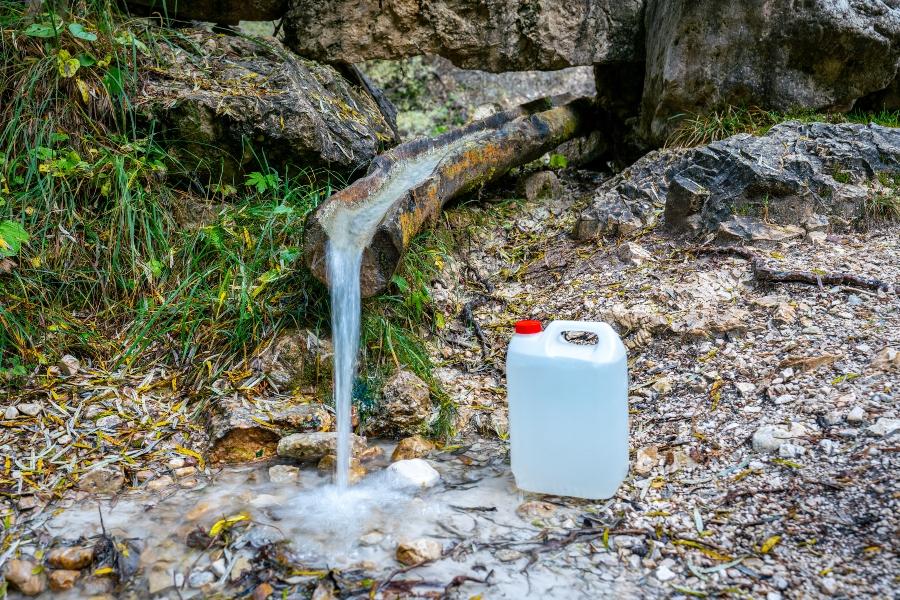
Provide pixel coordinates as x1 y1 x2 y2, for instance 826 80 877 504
543 320 617 361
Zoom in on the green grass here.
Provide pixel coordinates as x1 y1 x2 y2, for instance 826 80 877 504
667 106 900 147
0 1 459 439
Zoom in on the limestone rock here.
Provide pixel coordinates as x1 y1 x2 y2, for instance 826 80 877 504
205 395 332 464
524 171 562 202
516 501 557 520
716 217 804 245
868 418 900 437
137 30 397 183
752 423 810 453
391 435 435 462
387 458 440 488
78 464 125 495
578 122 900 239
268 464 300 484
869 347 900 372
634 446 658 475
641 0 900 145
617 241 653 266
58 354 80 377
256 329 332 391
4 559 45 596
396 538 442 566
47 546 93 570
284 0 644 72
367 369 432 437
277 432 366 462
317 455 366 483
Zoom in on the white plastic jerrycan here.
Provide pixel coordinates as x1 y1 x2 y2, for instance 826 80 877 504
507 320 628 499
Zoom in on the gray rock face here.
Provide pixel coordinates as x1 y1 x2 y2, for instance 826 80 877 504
137 30 398 182
283 0 644 72
366 369 432 437
575 122 900 240
641 0 900 145
124 0 287 25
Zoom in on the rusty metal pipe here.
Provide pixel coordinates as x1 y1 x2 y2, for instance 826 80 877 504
304 97 595 297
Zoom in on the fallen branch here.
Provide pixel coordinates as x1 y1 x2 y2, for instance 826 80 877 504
693 246 897 294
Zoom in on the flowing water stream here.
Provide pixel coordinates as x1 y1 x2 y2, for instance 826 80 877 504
321 137 484 488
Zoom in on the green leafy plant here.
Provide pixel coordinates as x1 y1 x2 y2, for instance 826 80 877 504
0 220 27 257
245 170 281 194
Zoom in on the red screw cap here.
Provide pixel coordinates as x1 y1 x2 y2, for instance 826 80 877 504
515 320 543 334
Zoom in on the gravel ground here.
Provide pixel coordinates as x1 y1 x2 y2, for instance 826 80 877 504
1 167 897 599
429 168 900 598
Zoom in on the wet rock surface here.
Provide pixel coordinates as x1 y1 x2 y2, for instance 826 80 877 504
276 431 366 461
576 122 900 240
136 29 397 182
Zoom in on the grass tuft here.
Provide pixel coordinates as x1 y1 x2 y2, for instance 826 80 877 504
667 106 900 148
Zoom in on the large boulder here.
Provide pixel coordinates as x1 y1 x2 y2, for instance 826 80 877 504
137 30 398 182
575 122 900 240
124 0 287 25
282 0 644 72
641 0 900 145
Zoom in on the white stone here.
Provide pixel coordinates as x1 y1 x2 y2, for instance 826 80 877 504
655 565 676 582
387 459 440 488
868 418 900 437
752 424 809 453
735 382 756 398
210 559 227 578
846 406 865 424
188 570 215 588
58 354 80 377
359 531 384 546
3 406 19 420
16 403 41 417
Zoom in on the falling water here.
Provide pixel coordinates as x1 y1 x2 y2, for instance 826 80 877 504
322 142 469 488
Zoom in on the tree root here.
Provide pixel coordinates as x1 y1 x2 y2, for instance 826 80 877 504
693 246 897 294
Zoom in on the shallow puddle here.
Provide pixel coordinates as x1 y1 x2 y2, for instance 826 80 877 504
31 441 640 598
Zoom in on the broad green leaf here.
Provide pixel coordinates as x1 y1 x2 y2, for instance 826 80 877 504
23 23 57 38
68 23 98 41
77 53 97 66
0 220 28 258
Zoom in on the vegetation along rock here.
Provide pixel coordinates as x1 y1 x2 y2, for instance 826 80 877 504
367 369 432 437
641 0 900 144
255 329 332 391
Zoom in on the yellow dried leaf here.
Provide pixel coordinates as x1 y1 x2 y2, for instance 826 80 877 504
94 566 115 576
760 535 781 554
75 78 90 103
175 446 205 470
209 514 248 536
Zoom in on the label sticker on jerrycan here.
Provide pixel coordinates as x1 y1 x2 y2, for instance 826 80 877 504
506 320 629 499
